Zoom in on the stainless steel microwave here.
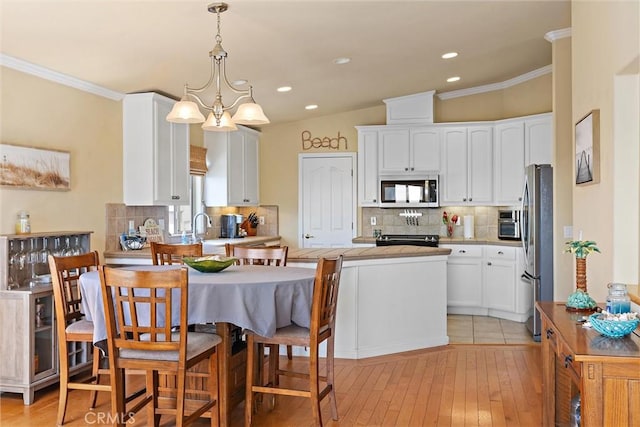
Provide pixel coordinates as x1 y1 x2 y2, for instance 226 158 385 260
498 209 521 240
379 175 439 208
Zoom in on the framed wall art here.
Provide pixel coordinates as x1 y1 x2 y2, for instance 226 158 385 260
0 143 71 191
574 109 600 185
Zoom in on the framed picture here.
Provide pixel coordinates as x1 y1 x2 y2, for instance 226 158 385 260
574 109 600 185
0 143 71 191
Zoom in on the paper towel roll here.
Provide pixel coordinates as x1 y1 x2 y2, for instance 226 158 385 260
464 215 474 239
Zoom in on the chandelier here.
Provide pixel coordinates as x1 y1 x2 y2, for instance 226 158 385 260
166 2 269 131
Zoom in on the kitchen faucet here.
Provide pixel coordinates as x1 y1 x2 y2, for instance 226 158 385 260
192 212 211 243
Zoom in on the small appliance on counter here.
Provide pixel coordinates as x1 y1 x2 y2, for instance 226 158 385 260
497 209 521 240
220 214 244 238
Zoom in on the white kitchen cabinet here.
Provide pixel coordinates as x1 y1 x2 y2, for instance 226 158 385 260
441 125 493 205
123 92 190 206
494 113 552 206
204 125 260 207
525 113 553 166
483 246 516 314
356 127 379 206
442 244 484 311
378 126 440 175
443 243 530 322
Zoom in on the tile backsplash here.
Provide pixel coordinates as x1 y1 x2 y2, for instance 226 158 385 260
361 206 500 239
104 203 279 252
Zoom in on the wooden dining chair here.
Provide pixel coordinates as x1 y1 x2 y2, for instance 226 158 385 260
99 265 221 427
224 243 288 266
244 255 344 427
48 251 124 426
150 241 203 265
225 244 294 360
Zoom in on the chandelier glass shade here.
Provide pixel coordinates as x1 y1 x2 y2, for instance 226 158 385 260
166 2 269 131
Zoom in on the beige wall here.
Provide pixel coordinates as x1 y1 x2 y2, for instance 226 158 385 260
0 67 122 254
435 74 552 122
571 0 639 302
550 36 575 300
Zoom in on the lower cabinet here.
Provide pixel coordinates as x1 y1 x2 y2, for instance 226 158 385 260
444 245 483 310
0 288 92 404
443 244 531 322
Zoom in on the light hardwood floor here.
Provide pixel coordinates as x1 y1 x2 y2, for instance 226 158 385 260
1 344 541 427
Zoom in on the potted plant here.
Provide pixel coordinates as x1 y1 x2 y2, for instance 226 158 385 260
565 239 600 311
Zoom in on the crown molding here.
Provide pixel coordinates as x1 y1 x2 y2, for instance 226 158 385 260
0 54 125 101
436 65 552 100
545 28 572 42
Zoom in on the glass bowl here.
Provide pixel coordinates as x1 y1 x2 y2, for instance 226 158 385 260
589 313 639 339
183 256 237 273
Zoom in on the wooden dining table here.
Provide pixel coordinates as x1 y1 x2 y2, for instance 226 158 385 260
79 264 316 427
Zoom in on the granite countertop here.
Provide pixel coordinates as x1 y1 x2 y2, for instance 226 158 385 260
104 235 281 259
288 246 451 262
352 236 521 247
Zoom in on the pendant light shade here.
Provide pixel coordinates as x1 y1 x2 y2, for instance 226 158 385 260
166 99 205 123
202 111 238 132
232 101 270 125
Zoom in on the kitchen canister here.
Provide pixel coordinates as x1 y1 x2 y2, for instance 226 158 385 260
463 215 474 239
605 283 631 314
15 210 31 234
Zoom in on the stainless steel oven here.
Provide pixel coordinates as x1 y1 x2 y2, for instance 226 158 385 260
498 209 520 240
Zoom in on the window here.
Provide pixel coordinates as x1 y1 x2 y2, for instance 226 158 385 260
167 145 207 235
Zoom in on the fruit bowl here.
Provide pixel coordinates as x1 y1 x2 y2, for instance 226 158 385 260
589 313 639 338
183 256 237 273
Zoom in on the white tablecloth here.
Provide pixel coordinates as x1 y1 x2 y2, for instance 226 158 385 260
79 264 316 344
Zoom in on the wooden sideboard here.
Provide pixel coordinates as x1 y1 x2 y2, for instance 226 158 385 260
537 302 640 426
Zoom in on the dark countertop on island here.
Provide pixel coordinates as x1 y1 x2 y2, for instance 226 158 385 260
288 246 450 262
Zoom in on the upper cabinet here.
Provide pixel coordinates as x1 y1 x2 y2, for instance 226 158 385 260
494 113 552 206
441 125 493 205
378 126 440 175
123 92 190 206
204 125 260 207
356 127 379 206
355 112 552 207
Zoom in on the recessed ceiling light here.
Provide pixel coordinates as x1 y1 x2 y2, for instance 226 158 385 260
277 86 292 92
447 76 461 83
231 79 248 85
305 104 318 110
442 52 458 59
333 57 351 65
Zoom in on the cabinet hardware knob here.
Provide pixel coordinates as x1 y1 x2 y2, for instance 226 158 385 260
546 329 554 339
463 198 467 202
459 250 466 253
487 262 492 266
564 355 573 368
410 167 414 171
498 251 504 255
404 167 409 171
373 199 377 203
172 195 180 200
304 234 315 239
469 198 472 201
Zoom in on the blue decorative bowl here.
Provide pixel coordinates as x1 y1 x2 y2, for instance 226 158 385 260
183 256 237 273
589 313 639 339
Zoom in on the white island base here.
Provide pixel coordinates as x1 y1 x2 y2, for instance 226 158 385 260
288 254 449 359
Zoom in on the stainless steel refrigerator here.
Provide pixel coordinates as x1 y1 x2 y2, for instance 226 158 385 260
520 164 554 342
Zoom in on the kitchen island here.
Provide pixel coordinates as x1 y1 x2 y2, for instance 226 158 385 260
288 245 451 359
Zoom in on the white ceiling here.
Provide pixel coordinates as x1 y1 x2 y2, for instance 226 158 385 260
1 0 571 125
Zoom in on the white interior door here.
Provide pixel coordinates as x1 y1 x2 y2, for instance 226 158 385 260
299 154 356 248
